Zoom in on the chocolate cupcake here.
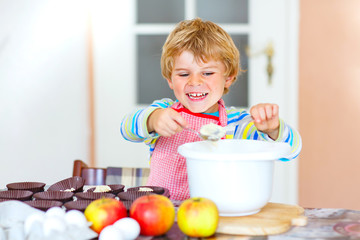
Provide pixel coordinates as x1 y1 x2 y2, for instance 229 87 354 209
33 191 74 203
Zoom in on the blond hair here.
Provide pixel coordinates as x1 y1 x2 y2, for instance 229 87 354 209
161 18 241 94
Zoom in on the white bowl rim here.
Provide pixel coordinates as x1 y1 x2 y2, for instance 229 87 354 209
178 139 291 161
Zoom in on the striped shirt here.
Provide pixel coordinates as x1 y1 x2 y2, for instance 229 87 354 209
120 98 302 161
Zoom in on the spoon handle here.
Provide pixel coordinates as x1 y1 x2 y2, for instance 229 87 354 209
183 127 207 140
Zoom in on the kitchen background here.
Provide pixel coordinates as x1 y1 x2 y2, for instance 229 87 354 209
0 0 359 210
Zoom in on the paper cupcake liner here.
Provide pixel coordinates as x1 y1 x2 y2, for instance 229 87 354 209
120 200 133 211
86 184 125 195
47 177 85 193
33 191 74 203
6 182 46 193
25 200 63 211
75 192 116 200
0 199 19 203
127 186 165 194
163 188 170 198
127 186 170 198
64 200 93 212
117 191 155 201
0 190 33 201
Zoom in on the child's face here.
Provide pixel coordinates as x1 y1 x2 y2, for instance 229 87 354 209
167 51 234 113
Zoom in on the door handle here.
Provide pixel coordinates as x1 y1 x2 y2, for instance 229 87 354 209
246 42 274 85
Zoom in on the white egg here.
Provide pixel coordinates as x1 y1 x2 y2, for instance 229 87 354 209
99 225 124 240
43 216 66 236
24 213 45 235
113 218 140 240
45 207 66 219
65 210 88 227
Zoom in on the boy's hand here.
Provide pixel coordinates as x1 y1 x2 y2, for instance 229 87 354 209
250 103 280 140
147 108 187 137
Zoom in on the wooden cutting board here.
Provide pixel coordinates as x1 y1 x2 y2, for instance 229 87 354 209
216 202 307 236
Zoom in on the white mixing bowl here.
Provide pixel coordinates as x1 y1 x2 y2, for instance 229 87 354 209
178 139 291 216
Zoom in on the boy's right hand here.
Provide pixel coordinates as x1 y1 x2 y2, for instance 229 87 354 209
147 108 187 137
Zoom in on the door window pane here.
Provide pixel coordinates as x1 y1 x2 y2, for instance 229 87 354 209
137 0 185 23
137 35 175 104
196 0 248 23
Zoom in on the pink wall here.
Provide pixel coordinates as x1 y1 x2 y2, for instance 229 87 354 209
299 0 360 209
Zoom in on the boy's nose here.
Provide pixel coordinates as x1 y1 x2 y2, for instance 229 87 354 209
188 75 203 86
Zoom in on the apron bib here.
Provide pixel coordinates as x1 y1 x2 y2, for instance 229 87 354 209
146 100 227 200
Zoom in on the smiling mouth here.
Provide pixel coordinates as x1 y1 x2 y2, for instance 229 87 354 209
186 92 208 100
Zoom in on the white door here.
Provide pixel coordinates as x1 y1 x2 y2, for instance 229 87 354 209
91 0 299 204
248 1 299 204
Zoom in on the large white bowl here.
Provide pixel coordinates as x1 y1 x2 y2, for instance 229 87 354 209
178 139 291 216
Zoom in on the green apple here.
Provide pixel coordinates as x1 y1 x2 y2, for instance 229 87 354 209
177 197 219 237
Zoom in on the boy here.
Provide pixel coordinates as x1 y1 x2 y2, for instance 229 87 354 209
121 18 301 200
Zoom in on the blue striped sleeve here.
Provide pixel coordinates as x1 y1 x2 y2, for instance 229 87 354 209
120 98 174 148
227 107 302 161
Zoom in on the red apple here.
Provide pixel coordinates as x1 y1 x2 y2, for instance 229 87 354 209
129 194 175 236
177 197 219 237
84 198 127 233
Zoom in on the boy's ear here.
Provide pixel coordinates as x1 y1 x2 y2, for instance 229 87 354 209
166 78 174 89
225 75 235 88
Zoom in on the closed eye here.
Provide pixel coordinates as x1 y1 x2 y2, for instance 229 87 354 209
203 72 214 76
179 73 189 77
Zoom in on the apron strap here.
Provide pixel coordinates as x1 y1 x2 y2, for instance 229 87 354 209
171 99 228 127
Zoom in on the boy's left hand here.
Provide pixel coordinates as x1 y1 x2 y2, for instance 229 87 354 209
250 103 280 140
